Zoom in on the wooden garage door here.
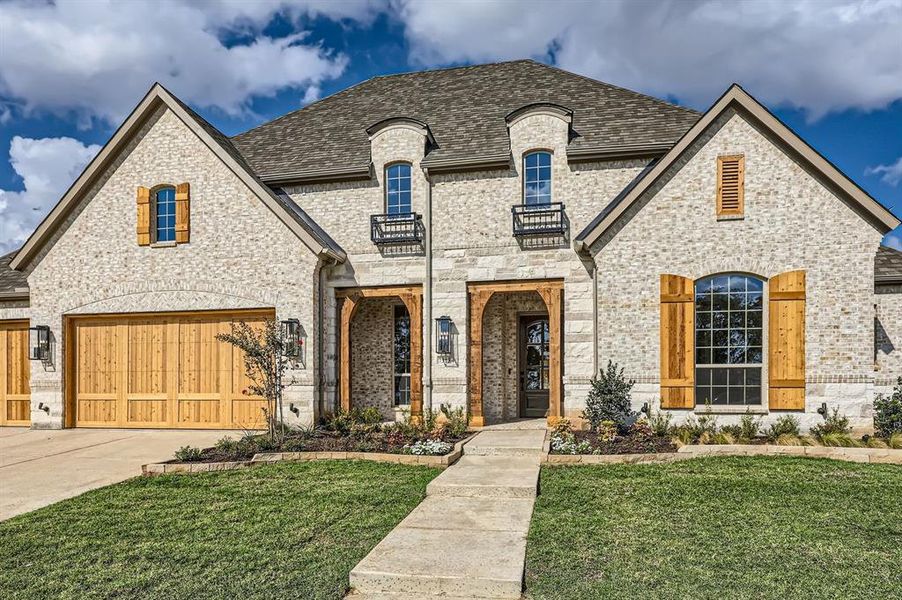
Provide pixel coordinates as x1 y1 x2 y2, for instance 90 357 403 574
69 310 272 429
0 321 30 426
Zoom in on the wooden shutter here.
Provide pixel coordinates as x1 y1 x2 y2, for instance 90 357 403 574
175 182 190 244
660 274 695 408
768 270 806 410
136 186 151 246
716 155 745 216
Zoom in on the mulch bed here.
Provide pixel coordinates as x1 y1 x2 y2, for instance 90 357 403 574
566 431 677 455
180 430 469 463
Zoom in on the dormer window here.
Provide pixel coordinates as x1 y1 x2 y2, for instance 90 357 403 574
524 151 552 206
154 186 176 243
385 163 412 215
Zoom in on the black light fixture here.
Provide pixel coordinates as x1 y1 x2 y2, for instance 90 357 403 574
279 319 303 359
435 315 453 356
28 325 50 361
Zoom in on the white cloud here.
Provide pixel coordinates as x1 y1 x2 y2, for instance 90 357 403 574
0 137 100 254
884 229 902 250
867 156 902 187
396 0 902 118
0 0 372 126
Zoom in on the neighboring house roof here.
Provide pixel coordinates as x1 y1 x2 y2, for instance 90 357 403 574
575 84 901 250
10 84 346 271
231 59 700 183
0 250 28 299
876 245 902 285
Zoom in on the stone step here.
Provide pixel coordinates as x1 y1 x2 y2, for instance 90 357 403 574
426 455 540 499
464 430 547 457
349 526 526 598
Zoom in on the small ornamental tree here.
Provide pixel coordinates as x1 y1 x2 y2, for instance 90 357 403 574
873 377 902 437
582 360 636 432
216 319 289 442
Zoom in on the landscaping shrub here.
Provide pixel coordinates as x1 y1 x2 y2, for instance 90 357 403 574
174 446 203 462
404 439 452 455
582 360 636 432
673 413 718 445
765 415 800 441
873 377 902 437
215 436 239 454
719 424 743 439
810 407 851 442
439 403 469 438
649 410 673 437
739 410 762 441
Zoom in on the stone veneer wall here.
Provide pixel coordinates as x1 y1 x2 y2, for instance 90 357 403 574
287 113 647 420
349 297 396 420
875 288 902 395
591 108 884 430
22 105 321 429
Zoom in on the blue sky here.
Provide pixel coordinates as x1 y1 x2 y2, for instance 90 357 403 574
1 0 900 253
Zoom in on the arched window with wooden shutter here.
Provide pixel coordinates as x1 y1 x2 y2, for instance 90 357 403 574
175 182 190 243
136 186 151 246
660 274 695 408
768 270 806 410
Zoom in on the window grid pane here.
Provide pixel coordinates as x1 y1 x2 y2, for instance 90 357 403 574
154 188 175 242
386 164 412 216
524 152 552 206
695 274 763 405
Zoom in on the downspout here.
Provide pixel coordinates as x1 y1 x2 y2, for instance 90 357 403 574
422 166 434 415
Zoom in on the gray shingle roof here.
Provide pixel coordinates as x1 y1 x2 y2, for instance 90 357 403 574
876 245 902 284
0 250 28 297
232 60 701 181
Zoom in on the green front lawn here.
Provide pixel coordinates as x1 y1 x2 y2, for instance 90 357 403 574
526 457 902 599
0 461 438 600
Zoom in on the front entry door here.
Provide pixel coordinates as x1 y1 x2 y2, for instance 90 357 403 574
519 315 550 418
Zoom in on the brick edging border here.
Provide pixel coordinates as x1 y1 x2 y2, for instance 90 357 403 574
142 433 477 476
543 444 902 465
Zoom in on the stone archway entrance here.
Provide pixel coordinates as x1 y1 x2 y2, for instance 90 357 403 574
337 285 423 423
467 280 563 427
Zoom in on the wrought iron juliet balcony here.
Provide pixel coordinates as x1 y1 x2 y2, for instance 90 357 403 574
371 212 424 245
511 202 567 237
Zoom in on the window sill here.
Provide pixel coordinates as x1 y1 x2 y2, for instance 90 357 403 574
694 405 768 415
716 214 745 221
150 241 177 249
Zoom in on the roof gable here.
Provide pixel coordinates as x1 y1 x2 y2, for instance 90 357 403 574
231 60 700 183
575 84 900 250
10 84 345 271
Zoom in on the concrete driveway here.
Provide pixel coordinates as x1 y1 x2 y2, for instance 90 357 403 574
0 427 234 520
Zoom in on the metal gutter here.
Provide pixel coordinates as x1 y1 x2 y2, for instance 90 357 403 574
259 165 373 186
566 142 671 163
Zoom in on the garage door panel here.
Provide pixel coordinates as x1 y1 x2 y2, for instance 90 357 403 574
2 322 31 426
72 311 272 429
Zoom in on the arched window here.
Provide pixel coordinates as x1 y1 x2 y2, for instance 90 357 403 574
385 163 412 215
523 151 552 206
154 186 176 243
695 274 763 405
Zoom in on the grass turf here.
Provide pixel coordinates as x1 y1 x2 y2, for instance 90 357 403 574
526 456 902 599
0 460 438 600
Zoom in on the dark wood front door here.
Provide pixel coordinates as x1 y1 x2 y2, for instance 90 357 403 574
519 315 550 418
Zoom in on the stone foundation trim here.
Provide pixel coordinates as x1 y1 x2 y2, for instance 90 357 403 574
466 279 564 427
337 285 423 422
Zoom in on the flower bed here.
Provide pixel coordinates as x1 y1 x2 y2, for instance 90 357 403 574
169 405 471 464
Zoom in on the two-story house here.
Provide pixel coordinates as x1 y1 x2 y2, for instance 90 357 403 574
0 60 899 432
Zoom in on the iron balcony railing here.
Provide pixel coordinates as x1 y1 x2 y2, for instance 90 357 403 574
511 202 567 237
370 212 424 245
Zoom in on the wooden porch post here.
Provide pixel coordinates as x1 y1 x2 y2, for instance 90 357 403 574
400 292 423 424
467 288 494 427
538 284 563 426
339 295 359 412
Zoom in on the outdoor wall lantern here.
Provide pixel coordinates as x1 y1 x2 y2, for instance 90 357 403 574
435 315 453 356
28 325 51 361
280 319 303 360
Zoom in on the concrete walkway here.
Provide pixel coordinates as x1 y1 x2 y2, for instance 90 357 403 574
349 429 546 599
0 428 234 520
